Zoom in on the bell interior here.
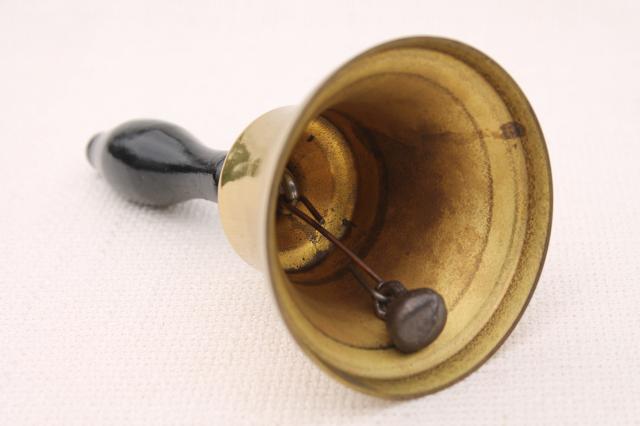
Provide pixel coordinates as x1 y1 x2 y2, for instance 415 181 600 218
270 40 546 387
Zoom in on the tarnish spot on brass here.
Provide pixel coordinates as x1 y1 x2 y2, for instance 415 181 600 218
220 140 261 186
500 122 526 139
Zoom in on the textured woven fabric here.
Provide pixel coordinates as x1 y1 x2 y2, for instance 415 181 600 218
1 0 639 424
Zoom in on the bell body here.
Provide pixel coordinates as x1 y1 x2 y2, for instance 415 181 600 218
217 37 552 398
88 37 552 399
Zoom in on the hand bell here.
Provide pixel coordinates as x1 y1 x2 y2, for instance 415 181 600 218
86 37 552 398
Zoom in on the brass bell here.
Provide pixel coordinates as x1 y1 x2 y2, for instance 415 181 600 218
86 36 552 398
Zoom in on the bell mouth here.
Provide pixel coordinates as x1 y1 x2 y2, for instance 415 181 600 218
266 37 551 397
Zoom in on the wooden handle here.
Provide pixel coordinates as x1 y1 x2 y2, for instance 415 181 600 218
87 120 226 206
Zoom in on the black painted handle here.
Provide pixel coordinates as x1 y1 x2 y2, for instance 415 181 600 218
87 120 227 206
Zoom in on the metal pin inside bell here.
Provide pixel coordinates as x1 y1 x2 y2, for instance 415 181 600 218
86 37 552 398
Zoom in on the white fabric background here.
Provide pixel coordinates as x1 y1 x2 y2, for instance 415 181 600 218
1 0 639 424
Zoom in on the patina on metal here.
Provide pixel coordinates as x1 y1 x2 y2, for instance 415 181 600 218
281 183 448 352
86 37 553 399
280 186 448 354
